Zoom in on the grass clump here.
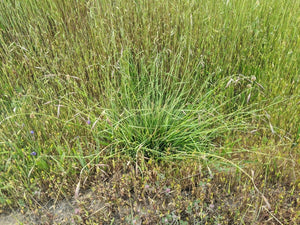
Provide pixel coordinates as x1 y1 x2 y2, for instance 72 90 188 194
103 50 257 159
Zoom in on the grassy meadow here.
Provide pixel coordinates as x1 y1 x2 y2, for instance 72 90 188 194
0 0 299 224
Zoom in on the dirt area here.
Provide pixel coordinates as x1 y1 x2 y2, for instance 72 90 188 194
1 161 299 224
0 198 80 224
0 214 22 225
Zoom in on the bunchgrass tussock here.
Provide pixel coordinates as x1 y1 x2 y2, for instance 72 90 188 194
102 50 259 160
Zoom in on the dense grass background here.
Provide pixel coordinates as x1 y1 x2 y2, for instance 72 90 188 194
0 0 299 223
